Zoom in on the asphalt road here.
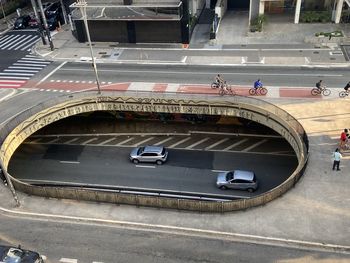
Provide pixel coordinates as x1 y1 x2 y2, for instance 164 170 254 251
0 213 348 263
9 143 297 197
42 63 350 89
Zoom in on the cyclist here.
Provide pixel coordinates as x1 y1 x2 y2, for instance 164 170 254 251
254 79 263 90
316 80 324 92
215 74 224 89
344 81 350 92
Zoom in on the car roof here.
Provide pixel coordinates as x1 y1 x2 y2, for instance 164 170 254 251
143 146 164 153
233 170 255 181
0 245 40 262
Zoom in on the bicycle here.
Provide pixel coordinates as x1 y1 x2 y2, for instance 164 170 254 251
249 86 268 96
211 82 220 89
339 90 349 98
219 84 235 96
311 86 331 96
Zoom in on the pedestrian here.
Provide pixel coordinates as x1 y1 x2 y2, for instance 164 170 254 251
340 129 348 150
332 148 342 171
344 81 350 92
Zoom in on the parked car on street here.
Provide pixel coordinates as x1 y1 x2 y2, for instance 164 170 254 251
28 16 41 28
46 13 60 30
216 170 258 192
45 1 61 16
0 245 45 262
14 15 31 29
129 146 168 165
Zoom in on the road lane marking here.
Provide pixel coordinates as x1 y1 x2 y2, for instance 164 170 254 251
99 137 118 145
35 61 67 87
117 137 134 145
242 139 268 152
64 137 80 144
59 161 80 164
131 136 155 147
168 137 191 148
154 136 174 145
211 170 228 173
186 137 210 149
59 258 77 263
46 137 61 144
222 139 249 151
205 138 229 150
135 165 156 168
81 138 99 145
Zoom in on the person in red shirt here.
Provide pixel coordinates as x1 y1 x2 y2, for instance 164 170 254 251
340 129 348 150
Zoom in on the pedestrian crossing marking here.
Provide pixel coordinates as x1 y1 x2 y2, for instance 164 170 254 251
0 33 40 51
0 53 51 89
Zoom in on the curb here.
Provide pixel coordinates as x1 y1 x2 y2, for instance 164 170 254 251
0 205 349 254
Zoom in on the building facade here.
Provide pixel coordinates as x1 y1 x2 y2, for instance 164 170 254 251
69 0 349 44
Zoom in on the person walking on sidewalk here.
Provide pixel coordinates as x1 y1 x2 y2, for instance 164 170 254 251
340 129 348 150
332 148 342 171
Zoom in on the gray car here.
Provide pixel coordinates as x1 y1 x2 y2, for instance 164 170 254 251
129 146 168 165
216 170 258 192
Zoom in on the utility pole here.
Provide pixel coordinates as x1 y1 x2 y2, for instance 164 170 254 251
30 0 46 45
75 0 101 94
59 0 68 25
37 0 54 51
0 0 9 28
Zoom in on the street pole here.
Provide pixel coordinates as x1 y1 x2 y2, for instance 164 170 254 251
37 0 54 51
59 0 68 25
76 0 101 94
30 0 46 45
0 157 20 207
0 0 8 28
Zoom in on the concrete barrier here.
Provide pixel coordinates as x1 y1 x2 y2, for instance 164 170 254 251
0 90 309 212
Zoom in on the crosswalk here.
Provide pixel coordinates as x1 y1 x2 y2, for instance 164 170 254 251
0 33 40 51
0 54 50 88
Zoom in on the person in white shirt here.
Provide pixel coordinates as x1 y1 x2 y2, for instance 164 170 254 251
332 148 342 171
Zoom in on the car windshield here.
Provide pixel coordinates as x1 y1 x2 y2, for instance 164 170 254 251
137 147 145 155
226 172 234 181
16 18 24 22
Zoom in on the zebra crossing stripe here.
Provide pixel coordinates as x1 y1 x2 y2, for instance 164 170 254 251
0 35 10 44
9 66 44 70
17 60 50 64
7 34 32 49
0 35 21 48
19 36 40 51
0 76 30 80
0 80 26 83
9 35 38 50
1 35 28 49
0 72 34 76
21 56 46 61
14 63 47 67
4 69 39 73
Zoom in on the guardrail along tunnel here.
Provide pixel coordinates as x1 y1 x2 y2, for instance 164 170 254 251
1 92 308 212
